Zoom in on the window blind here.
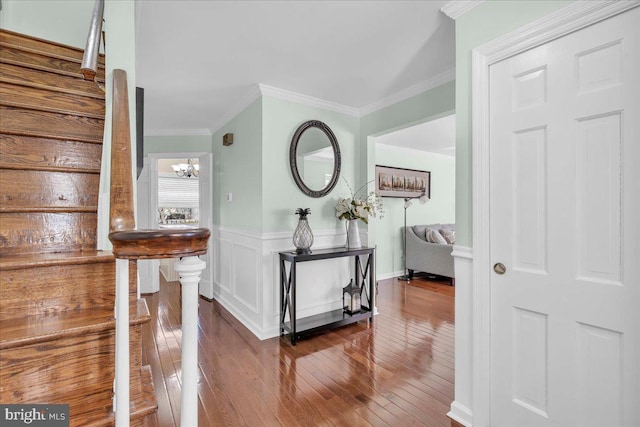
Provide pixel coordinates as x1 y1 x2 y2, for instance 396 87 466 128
158 175 199 208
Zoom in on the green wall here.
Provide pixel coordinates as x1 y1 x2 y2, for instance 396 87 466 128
213 99 264 232
144 134 213 156
373 144 455 275
262 96 359 233
0 0 95 48
454 0 573 246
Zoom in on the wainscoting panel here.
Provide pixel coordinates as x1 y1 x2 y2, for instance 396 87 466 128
448 245 473 427
232 243 259 313
211 225 365 340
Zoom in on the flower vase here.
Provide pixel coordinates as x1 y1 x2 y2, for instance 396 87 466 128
293 217 313 253
346 219 362 249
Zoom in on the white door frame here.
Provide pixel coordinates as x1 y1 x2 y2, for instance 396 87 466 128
470 1 639 425
144 151 213 297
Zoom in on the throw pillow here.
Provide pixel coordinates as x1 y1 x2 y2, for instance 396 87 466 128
426 228 447 244
440 229 455 245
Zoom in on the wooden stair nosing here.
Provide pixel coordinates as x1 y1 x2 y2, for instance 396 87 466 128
0 128 103 145
0 82 106 120
0 29 106 68
0 250 114 270
1 62 106 100
0 164 101 174
0 206 98 214
0 299 151 350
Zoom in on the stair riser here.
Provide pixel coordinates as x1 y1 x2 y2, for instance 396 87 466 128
0 261 115 320
0 106 104 144
0 327 144 405
0 169 99 212
0 212 97 254
0 82 105 119
0 134 102 173
0 45 106 81
0 63 105 100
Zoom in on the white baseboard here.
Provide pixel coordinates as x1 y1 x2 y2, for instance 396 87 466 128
448 401 473 426
376 270 405 281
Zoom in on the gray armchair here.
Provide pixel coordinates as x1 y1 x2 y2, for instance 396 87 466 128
403 224 455 285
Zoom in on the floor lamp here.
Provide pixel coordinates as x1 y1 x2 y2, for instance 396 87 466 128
398 191 429 281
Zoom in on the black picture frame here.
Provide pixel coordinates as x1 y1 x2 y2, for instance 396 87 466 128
375 165 431 198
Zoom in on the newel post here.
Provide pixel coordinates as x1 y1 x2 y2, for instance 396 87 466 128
174 256 206 425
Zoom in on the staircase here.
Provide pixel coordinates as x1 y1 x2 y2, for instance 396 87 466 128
0 29 156 426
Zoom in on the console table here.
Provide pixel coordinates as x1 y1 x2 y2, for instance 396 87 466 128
279 246 375 345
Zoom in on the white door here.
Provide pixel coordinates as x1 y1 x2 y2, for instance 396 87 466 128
489 7 639 426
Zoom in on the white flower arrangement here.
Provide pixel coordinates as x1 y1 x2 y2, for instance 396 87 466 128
335 180 384 224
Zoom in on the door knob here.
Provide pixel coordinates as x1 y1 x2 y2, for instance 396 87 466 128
493 263 506 275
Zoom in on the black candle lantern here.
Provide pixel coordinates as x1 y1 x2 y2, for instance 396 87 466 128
343 279 362 315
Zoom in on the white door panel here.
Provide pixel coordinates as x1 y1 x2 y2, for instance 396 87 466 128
490 7 639 426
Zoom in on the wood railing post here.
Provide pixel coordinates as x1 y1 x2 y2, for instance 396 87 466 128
175 256 206 426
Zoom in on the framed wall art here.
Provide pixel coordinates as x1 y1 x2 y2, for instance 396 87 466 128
375 165 431 198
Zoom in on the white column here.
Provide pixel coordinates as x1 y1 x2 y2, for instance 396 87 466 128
174 255 206 426
115 258 130 426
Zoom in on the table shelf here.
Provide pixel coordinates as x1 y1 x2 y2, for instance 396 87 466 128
282 307 372 340
279 246 375 345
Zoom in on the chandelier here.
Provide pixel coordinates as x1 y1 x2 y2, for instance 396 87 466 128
171 159 199 178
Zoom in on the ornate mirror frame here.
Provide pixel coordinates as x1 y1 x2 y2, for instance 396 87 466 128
289 120 341 198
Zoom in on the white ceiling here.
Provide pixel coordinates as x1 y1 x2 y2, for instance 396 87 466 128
135 0 454 134
374 113 455 156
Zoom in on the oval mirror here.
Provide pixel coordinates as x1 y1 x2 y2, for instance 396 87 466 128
290 120 341 198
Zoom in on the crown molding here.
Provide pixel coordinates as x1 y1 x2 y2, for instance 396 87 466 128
359 68 455 117
441 0 484 20
210 84 263 133
258 84 360 117
209 68 456 132
145 128 212 137
476 0 640 63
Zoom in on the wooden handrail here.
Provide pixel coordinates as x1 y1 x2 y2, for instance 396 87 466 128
107 68 210 427
109 69 136 233
80 0 104 81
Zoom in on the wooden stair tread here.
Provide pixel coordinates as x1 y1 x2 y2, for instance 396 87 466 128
0 250 113 270
0 299 150 350
0 63 105 100
0 106 104 144
0 45 106 83
0 29 106 68
0 82 106 119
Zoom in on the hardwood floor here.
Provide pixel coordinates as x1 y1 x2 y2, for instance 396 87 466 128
141 275 455 426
